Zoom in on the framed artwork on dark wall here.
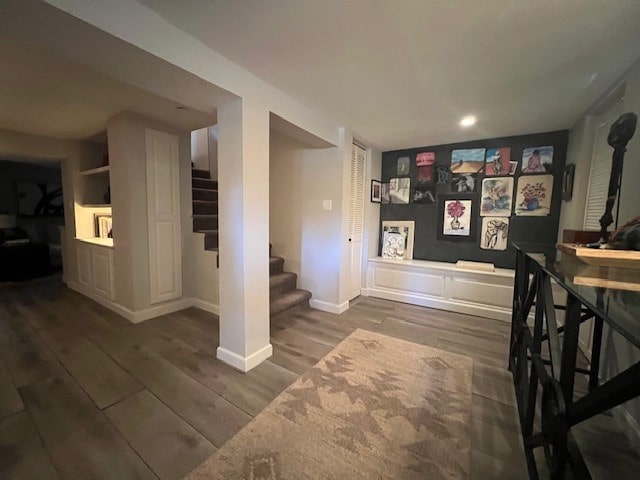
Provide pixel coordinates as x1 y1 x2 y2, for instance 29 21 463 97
371 180 382 203
437 193 477 242
562 163 575 201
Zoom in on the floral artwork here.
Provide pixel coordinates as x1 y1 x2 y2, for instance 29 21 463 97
450 148 485 174
389 178 410 204
443 199 472 236
397 156 410 175
451 174 476 192
480 217 509 251
481 177 514 217
522 146 553 173
416 152 436 166
484 148 511 176
515 174 553 216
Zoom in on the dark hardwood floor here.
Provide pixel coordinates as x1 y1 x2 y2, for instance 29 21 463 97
0 276 638 479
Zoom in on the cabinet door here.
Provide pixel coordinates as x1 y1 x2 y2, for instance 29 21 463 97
77 244 92 288
146 128 182 304
92 247 114 301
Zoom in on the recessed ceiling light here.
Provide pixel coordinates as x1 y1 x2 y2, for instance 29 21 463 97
460 115 476 127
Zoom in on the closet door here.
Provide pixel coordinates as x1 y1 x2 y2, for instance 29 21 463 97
348 143 366 300
146 128 182 304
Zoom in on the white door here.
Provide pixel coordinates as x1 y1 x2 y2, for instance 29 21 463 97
348 143 366 300
146 128 182 304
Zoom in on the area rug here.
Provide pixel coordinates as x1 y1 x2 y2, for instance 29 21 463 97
185 329 473 479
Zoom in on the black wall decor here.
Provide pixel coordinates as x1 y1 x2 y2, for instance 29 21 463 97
380 130 569 268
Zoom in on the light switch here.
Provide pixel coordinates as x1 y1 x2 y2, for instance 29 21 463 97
322 199 332 211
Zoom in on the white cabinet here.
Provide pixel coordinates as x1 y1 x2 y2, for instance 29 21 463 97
76 240 114 301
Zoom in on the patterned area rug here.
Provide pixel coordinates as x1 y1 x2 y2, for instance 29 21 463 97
185 329 473 479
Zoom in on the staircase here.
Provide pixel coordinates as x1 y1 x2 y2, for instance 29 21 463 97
269 244 312 318
191 168 312 317
192 168 218 251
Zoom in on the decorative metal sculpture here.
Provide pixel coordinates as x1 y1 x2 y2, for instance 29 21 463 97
599 112 637 243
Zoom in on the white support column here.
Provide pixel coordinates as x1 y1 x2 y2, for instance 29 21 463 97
216 98 272 372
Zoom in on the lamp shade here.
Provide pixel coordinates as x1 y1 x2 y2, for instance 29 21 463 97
0 214 17 229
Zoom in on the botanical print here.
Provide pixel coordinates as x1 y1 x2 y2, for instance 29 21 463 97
451 173 476 192
515 174 553 216
522 146 553 173
381 183 390 204
443 199 472 236
412 184 436 204
436 166 449 184
484 147 511 176
481 217 509 251
397 156 410 175
417 165 433 183
389 177 411 204
480 177 514 216
382 221 415 259
450 148 485 174
416 151 436 166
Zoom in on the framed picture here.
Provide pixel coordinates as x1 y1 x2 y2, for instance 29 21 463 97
484 147 511 176
563 163 575 201
522 146 554 173
437 194 477 242
514 174 553 216
95 214 113 239
451 173 477 192
381 183 390 204
389 177 410 204
480 177 514 217
480 217 509 251
397 156 410 176
371 180 382 203
450 148 485 174
381 221 415 260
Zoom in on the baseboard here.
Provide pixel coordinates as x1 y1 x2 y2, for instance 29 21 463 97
67 281 193 324
309 299 349 314
216 343 273 372
365 286 512 322
613 406 640 455
190 298 220 316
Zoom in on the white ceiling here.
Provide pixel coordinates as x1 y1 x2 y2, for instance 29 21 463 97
0 34 219 143
137 0 640 151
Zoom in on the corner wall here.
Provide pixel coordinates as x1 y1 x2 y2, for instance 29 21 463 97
269 130 345 310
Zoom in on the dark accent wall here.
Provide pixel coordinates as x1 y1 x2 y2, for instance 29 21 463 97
380 130 569 268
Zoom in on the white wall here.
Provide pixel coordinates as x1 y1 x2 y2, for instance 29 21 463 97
560 59 640 451
362 147 382 287
107 112 191 312
270 129 347 310
190 127 209 171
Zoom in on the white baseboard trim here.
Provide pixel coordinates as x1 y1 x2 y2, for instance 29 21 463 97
365 286 512 322
191 298 220 316
309 299 349 314
67 281 195 324
216 343 273 372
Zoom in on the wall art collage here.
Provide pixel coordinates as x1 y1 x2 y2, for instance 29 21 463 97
376 145 556 257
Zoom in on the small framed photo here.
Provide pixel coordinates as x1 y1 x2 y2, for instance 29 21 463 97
371 180 382 203
95 214 113 239
563 163 575 201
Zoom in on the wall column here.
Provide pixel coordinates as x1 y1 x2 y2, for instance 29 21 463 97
216 98 272 372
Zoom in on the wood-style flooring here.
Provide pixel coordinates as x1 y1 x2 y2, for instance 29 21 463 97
0 276 638 479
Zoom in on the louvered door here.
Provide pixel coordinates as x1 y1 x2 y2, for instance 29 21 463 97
348 143 366 300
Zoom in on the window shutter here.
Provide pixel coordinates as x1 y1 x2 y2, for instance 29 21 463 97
583 102 622 231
